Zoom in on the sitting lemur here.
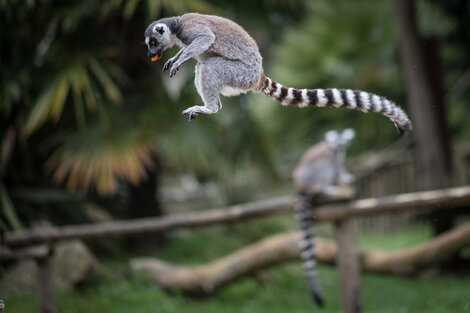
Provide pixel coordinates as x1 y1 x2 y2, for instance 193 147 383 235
292 129 355 306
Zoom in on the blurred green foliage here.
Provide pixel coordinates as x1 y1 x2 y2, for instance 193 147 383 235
255 0 470 169
1 0 470 231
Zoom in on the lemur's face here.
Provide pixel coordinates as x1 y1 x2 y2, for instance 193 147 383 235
325 128 355 150
144 22 171 61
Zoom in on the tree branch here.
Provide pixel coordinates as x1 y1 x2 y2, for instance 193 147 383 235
130 222 470 294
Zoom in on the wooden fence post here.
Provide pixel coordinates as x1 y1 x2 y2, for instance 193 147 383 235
334 217 361 313
36 247 57 313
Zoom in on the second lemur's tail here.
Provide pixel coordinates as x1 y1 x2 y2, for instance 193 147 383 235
296 196 324 307
258 76 412 135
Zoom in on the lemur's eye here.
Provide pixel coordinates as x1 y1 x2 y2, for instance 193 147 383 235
150 40 156 46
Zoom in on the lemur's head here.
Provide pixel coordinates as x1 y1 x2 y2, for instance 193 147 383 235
144 18 179 62
324 128 355 151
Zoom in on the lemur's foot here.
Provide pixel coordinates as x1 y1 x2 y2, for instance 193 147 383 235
182 106 218 121
182 107 199 121
187 112 198 121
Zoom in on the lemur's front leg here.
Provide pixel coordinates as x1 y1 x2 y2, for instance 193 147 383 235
162 31 216 120
166 32 215 77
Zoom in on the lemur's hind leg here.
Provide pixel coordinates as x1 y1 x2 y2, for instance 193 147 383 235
182 58 222 120
182 56 259 120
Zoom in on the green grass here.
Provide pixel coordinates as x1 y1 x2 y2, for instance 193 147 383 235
4 217 470 313
357 223 433 250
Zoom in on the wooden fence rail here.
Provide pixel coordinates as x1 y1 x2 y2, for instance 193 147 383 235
2 195 296 248
4 185 470 248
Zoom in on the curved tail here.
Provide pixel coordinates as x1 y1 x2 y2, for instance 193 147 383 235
295 197 325 307
259 76 412 135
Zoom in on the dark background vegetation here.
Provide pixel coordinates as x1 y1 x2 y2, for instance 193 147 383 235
1 0 469 312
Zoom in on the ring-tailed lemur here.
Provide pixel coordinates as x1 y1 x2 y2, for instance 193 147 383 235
293 128 355 306
144 13 412 133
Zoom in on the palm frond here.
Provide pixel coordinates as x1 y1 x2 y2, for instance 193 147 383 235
46 122 157 196
0 127 15 172
23 54 122 136
23 73 69 136
88 56 122 103
0 180 23 230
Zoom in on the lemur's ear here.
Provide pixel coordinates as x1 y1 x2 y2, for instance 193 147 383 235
325 130 339 143
341 128 355 141
154 25 165 35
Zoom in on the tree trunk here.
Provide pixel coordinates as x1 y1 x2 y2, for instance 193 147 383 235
127 153 165 251
395 0 453 235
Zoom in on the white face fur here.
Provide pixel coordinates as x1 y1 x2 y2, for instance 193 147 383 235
145 23 171 47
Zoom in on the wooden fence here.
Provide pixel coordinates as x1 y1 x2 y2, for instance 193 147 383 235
348 141 470 197
1 185 470 313
345 142 470 233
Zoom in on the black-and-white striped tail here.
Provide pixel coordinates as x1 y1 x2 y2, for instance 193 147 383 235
259 76 412 135
295 197 324 307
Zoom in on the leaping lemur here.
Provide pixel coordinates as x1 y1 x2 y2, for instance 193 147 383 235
144 13 412 134
293 128 356 307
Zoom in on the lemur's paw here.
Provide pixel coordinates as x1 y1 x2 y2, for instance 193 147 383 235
189 113 197 121
182 108 199 121
170 63 180 77
163 58 174 72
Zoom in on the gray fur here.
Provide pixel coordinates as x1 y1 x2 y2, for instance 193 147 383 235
293 129 355 195
144 13 411 133
145 13 263 119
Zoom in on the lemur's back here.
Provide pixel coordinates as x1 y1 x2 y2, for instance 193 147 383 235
180 13 262 65
293 142 336 194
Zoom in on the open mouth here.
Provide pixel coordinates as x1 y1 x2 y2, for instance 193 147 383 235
149 50 163 62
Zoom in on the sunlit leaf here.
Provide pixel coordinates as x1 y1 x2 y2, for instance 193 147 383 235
23 74 70 136
1 127 16 172
46 122 157 196
146 0 162 18
23 54 123 135
0 180 23 230
123 0 140 19
88 57 122 103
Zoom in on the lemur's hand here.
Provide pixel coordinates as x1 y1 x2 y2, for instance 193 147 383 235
169 62 181 77
163 57 176 72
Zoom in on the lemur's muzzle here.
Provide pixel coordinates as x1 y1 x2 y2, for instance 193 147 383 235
148 48 163 62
